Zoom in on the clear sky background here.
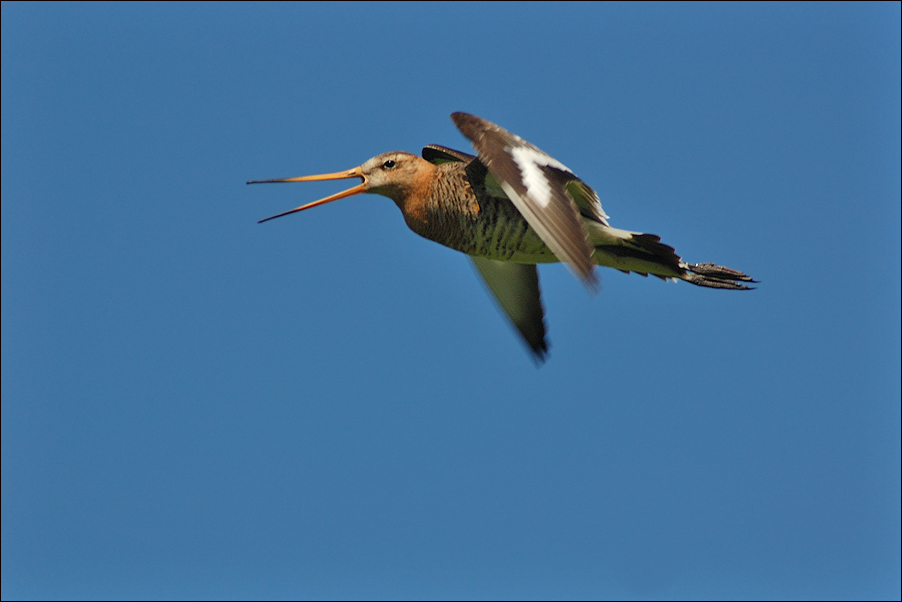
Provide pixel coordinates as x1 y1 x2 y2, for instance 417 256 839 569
2 3 900 600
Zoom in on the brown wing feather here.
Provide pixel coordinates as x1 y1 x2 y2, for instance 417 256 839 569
451 113 597 288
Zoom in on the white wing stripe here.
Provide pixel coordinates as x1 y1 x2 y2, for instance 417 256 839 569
509 146 573 209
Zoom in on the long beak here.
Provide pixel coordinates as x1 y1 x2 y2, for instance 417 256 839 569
248 167 366 223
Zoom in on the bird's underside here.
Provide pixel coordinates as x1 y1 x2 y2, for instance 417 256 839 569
250 112 755 363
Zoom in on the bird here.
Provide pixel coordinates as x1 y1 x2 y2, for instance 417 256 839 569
248 112 754 362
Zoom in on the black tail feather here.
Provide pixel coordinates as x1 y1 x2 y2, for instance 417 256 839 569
595 231 756 290
595 233 683 276
683 262 756 290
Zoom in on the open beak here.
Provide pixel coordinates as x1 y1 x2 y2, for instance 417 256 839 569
248 167 366 223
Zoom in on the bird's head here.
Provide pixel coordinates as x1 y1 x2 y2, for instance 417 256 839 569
248 151 432 223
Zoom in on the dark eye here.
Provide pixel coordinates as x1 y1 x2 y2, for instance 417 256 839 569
382 159 396 170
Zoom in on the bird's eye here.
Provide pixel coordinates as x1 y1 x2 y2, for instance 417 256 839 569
382 160 396 169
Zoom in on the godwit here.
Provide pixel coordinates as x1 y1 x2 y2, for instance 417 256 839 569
249 112 754 361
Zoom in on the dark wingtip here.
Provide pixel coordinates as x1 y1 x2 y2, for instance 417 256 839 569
450 112 487 140
449 112 468 128
529 342 549 367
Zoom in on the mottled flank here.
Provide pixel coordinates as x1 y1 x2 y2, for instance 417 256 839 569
413 161 556 263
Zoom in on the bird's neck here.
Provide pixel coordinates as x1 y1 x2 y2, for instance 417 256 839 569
382 161 438 230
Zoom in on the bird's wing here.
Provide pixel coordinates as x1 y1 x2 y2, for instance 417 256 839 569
470 256 548 362
451 112 599 288
565 179 609 225
425 137 608 225
422 145 477 165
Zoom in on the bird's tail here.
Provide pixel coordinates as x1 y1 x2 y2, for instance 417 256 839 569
679 262 755 289
590 226 755 290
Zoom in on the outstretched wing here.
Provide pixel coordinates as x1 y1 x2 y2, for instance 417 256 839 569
451 112 599 288
470 256 548 362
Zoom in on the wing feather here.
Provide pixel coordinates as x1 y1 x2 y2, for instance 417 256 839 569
422 145 477 165
451 113 598 288
470 257 548 362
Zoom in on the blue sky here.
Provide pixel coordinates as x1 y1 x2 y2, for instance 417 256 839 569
2 3 899 599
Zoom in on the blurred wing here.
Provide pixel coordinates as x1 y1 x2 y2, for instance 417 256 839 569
452 112 598 288
471 256 548 362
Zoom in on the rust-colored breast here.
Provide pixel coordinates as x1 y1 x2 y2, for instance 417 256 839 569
426 164 486 250
399 163 478 249
401 160 553 261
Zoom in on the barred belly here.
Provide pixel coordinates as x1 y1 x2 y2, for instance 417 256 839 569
460 200 558 262
413 164 559 264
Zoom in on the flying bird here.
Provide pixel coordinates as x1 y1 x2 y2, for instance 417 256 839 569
249 112 754 361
